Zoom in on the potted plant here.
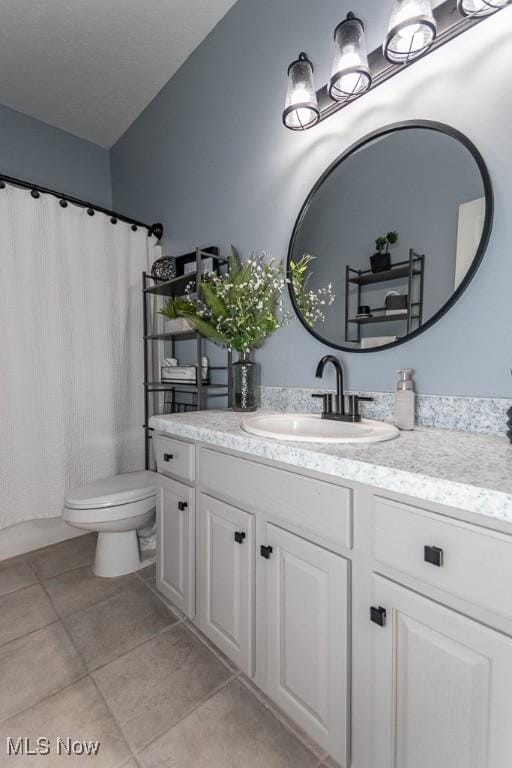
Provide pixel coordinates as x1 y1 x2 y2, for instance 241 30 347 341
370 231 399 273
157 297 194 334
174 248 289 411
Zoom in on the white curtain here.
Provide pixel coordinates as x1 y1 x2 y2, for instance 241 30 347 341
0 184 159 530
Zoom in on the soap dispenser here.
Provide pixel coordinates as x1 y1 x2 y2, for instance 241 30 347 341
395 369 415 430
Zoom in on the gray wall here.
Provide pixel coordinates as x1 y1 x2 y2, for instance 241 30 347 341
0 103 112 208
111 0 512 398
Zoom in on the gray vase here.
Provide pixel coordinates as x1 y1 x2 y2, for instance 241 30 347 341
232 353 257 412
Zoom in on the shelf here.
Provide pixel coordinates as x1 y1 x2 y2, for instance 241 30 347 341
144 272 196 297
348 264 421 286
144 331 197 341
144 381 229 392
349 312 410 325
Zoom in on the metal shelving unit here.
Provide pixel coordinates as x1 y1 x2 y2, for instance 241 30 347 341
143 246 232 469
344 249 425 345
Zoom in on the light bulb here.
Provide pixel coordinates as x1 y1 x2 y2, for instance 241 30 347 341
329 13 371 102
283 52 320 131
458 0 510 15
384 0 437 64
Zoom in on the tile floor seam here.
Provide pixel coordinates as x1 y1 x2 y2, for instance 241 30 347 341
47 576 158 620
0 557 39 596
182 618 241 674
42 573 142 620
0 667 90 726
88 617 187 675
180 617 319 757
0 616 61 650
237 675 325 762
143 580 188 620
130 672 240 761
28 552 97 583
0 671 90 726
87 670 140 767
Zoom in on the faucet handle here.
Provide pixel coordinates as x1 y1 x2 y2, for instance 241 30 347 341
311 393 333 416
347 395 374 422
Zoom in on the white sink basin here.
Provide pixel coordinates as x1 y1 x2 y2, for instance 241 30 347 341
241 413 399 444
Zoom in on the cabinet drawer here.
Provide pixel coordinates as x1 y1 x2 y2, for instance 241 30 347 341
200 448 352 551
373 496 512 621
154 435 195 483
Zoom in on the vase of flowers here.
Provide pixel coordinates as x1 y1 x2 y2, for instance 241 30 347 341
175 248 288 411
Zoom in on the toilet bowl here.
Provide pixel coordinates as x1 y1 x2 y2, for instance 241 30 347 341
63 471 156 577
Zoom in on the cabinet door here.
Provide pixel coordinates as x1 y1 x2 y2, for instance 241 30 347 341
156 474 195 619
371 575 512 768
198 494 255 675
264 524 348 766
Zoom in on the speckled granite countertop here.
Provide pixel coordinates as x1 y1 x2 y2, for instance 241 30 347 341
149 410 512 524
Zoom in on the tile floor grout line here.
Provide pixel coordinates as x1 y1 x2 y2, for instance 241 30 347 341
87 671 140 767
182 618 240 674
47 597 138 768
0 670 90 726
87 617 187 676
237 674 327 762
0 616 61 651
130 672 240 761
48 572 172 623
0 664 90 726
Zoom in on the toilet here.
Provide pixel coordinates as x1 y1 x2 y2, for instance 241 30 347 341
63 471 156 578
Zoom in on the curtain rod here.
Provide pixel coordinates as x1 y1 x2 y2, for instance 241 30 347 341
0 172 163 240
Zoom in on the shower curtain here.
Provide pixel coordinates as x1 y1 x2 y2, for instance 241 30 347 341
0 183 159 530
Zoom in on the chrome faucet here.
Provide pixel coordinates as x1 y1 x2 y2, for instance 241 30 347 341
313 354 373 422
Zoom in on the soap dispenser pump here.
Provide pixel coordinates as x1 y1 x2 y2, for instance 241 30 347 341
395 369 415 430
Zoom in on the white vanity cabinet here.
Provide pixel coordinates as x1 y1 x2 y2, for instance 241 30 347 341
262 523 348 764
155 453 196 619
197 493 255 675
152 430 512 768
371 575 512 768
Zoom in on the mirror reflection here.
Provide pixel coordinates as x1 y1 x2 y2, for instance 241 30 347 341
289 125 489 350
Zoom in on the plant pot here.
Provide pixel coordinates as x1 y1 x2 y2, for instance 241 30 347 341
232 353 257 412
370 252 391 273
164 317 193 334
507 405 512 444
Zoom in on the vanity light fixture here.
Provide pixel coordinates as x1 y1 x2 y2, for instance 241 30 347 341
383 0 437 63
283 0 512 130
282 52 320 131
458 0 510 16
329 12 371 101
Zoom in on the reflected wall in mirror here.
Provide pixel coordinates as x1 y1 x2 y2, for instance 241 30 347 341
288 121 493 352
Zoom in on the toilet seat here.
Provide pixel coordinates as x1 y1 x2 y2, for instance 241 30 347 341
64 470 156 510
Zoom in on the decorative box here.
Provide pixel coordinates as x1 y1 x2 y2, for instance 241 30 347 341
385 291 408 315
161 365 208 385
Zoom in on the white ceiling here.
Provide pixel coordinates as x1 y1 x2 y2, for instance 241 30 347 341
0 0 237 148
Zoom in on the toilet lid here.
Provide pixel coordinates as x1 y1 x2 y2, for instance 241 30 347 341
65 471 156 509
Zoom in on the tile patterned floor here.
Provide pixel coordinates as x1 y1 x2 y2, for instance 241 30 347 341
0 534 333 767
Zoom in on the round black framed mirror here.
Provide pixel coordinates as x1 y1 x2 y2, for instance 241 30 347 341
287 121 493 352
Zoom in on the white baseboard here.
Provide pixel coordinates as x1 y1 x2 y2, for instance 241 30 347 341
0 518 86 561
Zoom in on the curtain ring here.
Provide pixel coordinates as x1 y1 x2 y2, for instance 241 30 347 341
59 199 68 208
87 208 95 216
31 189 40 199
